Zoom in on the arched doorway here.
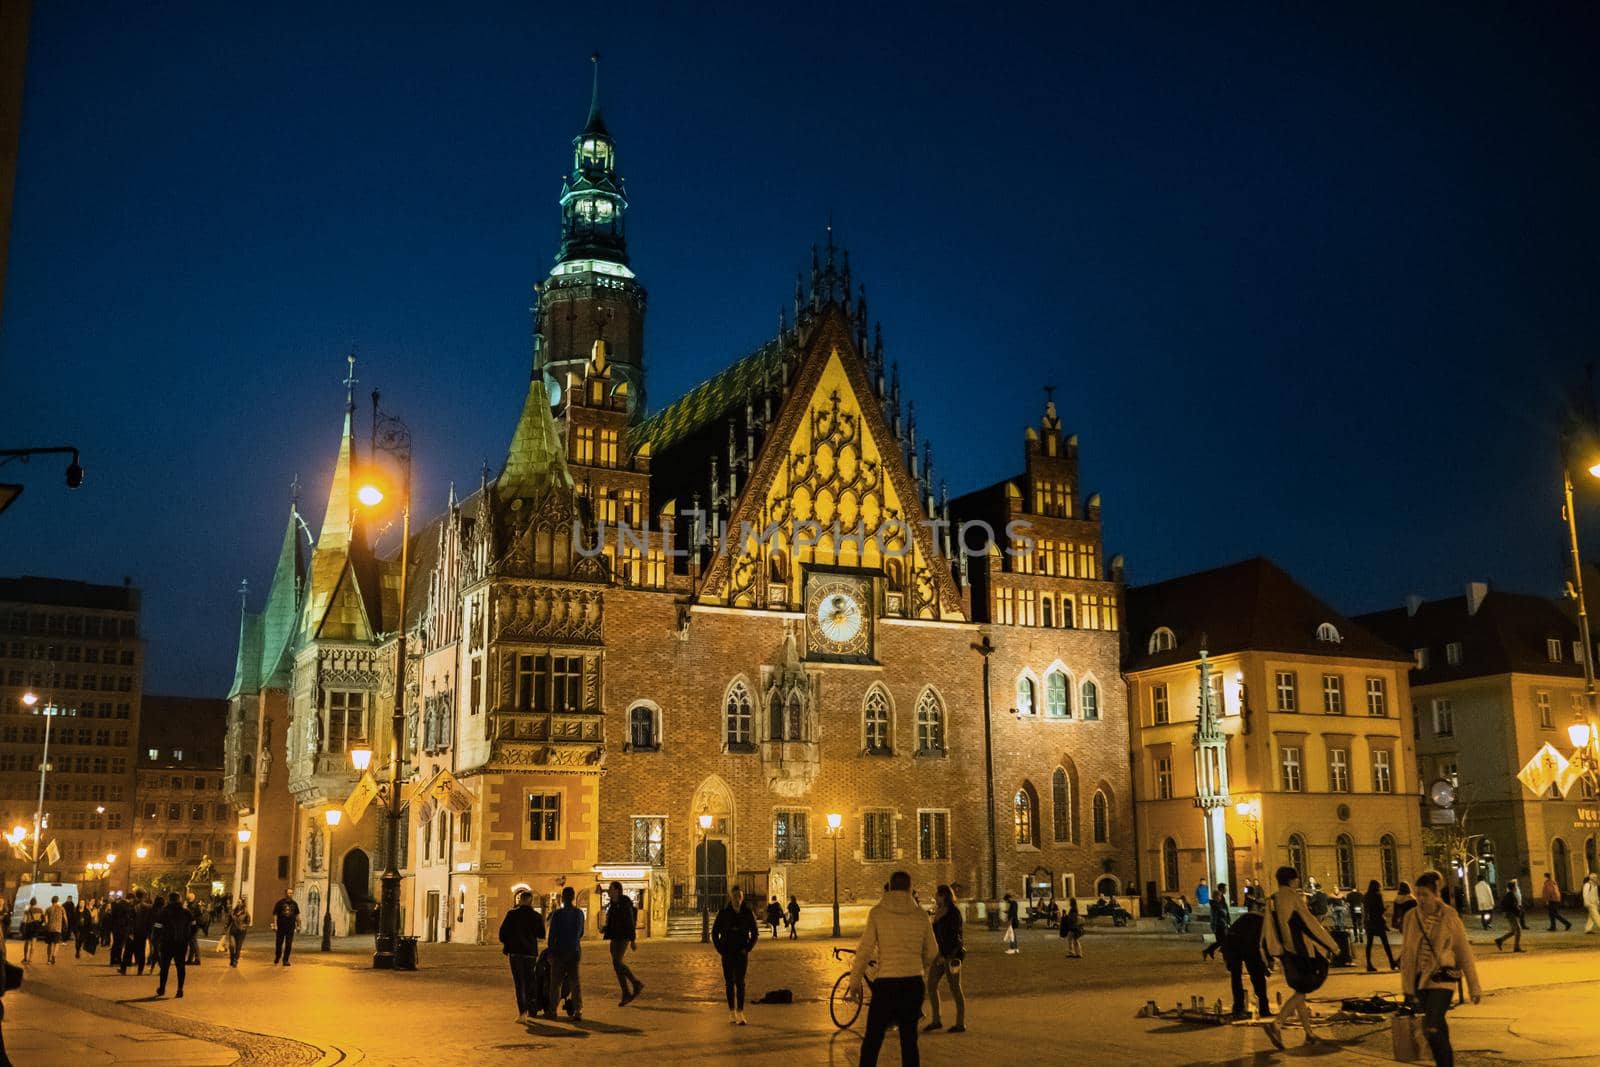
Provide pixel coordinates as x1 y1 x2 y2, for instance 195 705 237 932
695 838 728 910
690 776 735 911
1551 838 1572 894
342 848 373 933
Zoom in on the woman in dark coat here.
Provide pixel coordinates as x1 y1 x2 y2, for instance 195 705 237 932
711 886 760 1024
1362 880 1396 971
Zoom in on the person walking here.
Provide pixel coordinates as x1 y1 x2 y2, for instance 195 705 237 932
1001 893 1020 954
545 886 585 1022
222 900 251 968
764 896 784 939
43 897 66 965
1208 882 1232 951
19 899 41 964
128 890 157 976
64 898 79 960
1060 896 1084 959
1218 902 1269 1018
712 885 759 1024
1493 882 1524 952
154 893 192 998
185 896 204 965
786 895 800 940
1513 878 1529 929
270 888 299 966
848 871 938 1067
1261 865 1336 1050
498 889 546 1022
109 893 131 971
1582 873 1600 934
1541 872 1572 931
1401 870 1482 1067
1473 877 1495 931
1363 880 1397 970
925 884 966 1033
602 882 643 1006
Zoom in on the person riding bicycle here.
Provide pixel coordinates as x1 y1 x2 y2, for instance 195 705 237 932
848 872 938 1067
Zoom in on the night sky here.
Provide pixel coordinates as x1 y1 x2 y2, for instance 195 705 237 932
2 3 1597 696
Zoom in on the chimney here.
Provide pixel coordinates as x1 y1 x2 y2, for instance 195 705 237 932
1465 581 1489 617
1404 595 1423 618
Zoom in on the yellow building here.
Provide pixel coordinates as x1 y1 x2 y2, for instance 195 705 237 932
1125 559 1424 908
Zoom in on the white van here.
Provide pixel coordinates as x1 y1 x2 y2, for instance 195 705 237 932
7 883 81 934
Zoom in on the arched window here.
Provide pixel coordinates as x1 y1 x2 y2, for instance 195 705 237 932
915 688 946 754
1042 598 1054 628
1288 833 1308 883
1092 788 1110 844
1045 671 1070 718
724 681 753 749
628 703 658 750
1014 783 1038 847
783 694 803 741
1162 837 1179 892
1148 626 1177 654
1335 833 1355 889
1552 837 1572 894
1316 622 1342 643
1081 680 1100 720
864 687 892 755
1016 674 1036 716
1380 834 1399 889
1060 597 1074 628
1051 766 1073 843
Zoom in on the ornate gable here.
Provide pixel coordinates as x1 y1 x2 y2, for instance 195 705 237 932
697 310 963 619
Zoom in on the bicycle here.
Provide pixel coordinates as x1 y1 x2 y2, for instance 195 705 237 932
829 946 875 1029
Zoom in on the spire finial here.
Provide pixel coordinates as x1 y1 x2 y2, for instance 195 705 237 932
343 352 358 414
289 474 301 509
237 578 249 613
582 50 607 135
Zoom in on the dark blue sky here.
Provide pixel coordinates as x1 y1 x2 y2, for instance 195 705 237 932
3 3 1597 696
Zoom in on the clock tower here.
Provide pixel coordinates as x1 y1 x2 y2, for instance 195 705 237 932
535 54 647 416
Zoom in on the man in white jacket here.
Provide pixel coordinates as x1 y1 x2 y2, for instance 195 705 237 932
849 871 938 1067
1583 873 1600 934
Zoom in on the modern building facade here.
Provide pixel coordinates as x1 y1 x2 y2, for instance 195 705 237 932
132 695 235 895
0 576 143 896
1125 559 1425 909
1358 584 1600 895
225 69 1138 941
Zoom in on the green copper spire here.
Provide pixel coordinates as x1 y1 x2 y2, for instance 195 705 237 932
498 377 574 499
557 53 628 266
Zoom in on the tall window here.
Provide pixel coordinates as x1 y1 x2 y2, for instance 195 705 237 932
1373 750 1393 793
1155 756 1173 800
1281 745 1303 792
1041 598 1053 628
1051 767 1073 843
1380 834 1399 888
1014 783 1038 847
1287 833 1307 882
769 693 803 742
1081 680 1100 720
1335 834 1355 888
517 655 583 712
1016 675 1036 716
915 689 946 754
1431 699 1454 737
630 816 664 865
1366 677 1387 717
1275 671 1298 712
1329 747 1350 793
725 681 753 748
774 811 809 861
1322 674 1345 714
1445 641 1462 666
1152 683 1169 725
1162 837 1179 892
918 810 950 860
1045 672 1069 718
863 810 893 861
628 704 658 750
327 691 367 754
1092 788 1110 844
1547 638 1562 663
1537 691 1553 729
864 687 891 754
527 793 560 842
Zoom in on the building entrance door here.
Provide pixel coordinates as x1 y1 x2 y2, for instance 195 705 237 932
342 848 372 933
696 839 728 910
425 890 441 942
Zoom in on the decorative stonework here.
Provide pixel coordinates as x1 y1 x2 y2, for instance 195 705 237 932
492 584 604 644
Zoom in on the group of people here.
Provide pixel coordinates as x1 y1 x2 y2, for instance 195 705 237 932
497 881 641 1025
1471 871 1600 949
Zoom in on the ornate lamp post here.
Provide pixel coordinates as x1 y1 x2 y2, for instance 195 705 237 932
322 808 342 951
827 812 843 938
698 812 714 944
971 636 999 902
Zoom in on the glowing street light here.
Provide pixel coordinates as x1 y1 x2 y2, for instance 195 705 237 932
237 828 252 845
1570 721 1593 750
135 845 149 860
698 811 714 944
827 813 844 938
349 745 374 773
322 807 342 951
356 484 385 508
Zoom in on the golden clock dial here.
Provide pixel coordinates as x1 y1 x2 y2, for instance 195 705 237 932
806 576 872 658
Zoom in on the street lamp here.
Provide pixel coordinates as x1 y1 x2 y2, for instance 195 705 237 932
20 690 74 885
827 813 843 938
349 745 373 773
1558 428 1600 794
135 845 149 860
236 829 251 846
698 811 713 943
322 808 342 951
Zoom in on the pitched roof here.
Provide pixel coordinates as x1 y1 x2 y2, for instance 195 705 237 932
1125 557 1408 670
227 611 263 700
1356 589 1583 685
633 338 784 458
499 379 573 499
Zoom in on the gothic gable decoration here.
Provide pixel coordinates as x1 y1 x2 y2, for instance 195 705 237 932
760 628 820 797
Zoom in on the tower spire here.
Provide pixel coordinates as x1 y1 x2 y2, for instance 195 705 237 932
584 50 606 135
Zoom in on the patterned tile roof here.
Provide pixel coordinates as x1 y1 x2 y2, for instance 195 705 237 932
633 338 784 456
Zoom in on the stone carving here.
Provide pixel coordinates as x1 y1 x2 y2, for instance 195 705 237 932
492 585 604 644
761 626 820 796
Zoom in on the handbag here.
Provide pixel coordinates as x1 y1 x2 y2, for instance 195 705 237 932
1003 924 1017 948
1391 1013 1427 1062
1414 911 1463 988
1271 903 1330 994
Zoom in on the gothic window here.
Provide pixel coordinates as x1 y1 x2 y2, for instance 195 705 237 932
1148 627 1177 654
1045 671 1070 718
864 687 892 754
1287 833 1308 882
1042 597 1053 628
1059 597 1074 628
774 811 809 861
1016 674 1036 716
1013 782 1038 847
1051 766 1074 843
630 817 665 865
1162 837 1179 892
1092 788 1110 844
628 703 659 751
915 688 946 755
1080 680 1099 720
1380 834 1399 888
768 691 803 743
724 680 753 750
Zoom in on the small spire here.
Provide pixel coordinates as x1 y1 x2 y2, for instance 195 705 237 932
794 274 804 323
238 578 250 613
289 474 301 509
583 51 607 136
343 352 358 415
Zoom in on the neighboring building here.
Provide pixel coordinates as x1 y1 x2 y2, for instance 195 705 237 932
1358 583 1599 895
0 576 143 897
1125 559 1424 909
226 67 1138 941
132 695 234 895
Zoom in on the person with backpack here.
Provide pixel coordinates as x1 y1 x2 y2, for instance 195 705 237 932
1401 870 1482 1067
925 883 967 1032
498 889 546 1022
602 881 643 1006
711 885 759 1025
1261 865 1336 1050
154 893 193 998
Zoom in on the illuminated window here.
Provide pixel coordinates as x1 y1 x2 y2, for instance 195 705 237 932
1155 757 1173 800
1547 638 1562 663
574 426 595 464
1329 748 1350 792
1045 672 1069 718
598 429 619 467
1017 589 1036 626
630 816 665 865
527 793 561 842
1275 672 1298 712
1373 750 1393 793
1445 642 1462 666
1316 622 1342 643
863 687 892 754
1013 783 1038 847
1016 675 1036 716
724 681 753 749
1322 674 1345 714
1431 699 1454 737
774 810 809 861
1281 746 1303 792
1537 690 1552 729
1366 677 1387 717
995 587 1014 625
1148 627 1176 654
918 810 950 860
326 691 367 754
1152 684 1169 725
1080 680 1099 720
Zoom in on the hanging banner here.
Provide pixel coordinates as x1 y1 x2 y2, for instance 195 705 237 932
1516 743 1569 797
43 838 60 866
427 768 476 814
344 771 380 825
1555 756 1588 799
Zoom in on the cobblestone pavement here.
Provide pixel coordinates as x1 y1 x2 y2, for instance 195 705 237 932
9 924 1600 1065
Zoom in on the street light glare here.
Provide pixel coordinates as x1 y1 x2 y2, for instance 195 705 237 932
1570 722 1593 749
237 828 252 844
325 808 343 826
827 812 843 830
350 745 374 772
357 484 385 507
1588 462 1600 479
698 813 713 830
20 692 37 707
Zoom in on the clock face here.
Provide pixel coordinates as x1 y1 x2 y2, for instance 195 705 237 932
805 573 873 660
1428 778 1456 809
